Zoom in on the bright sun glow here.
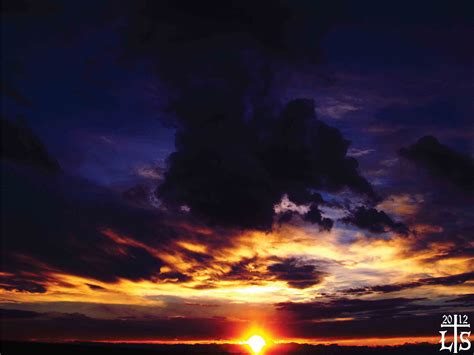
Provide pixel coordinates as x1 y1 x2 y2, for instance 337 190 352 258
246 335 267 354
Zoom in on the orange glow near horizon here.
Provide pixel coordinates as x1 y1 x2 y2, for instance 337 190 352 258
46 335 441 347
2 223 472 344
2 224 472 307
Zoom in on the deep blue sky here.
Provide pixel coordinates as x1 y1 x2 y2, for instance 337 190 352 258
2 1 472 190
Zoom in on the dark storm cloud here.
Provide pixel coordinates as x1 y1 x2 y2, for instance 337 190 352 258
340 271 474 296
267 258 326 289
342 206 408 234
158 99 375 230
119 1 348 65
0 161 210 291
399 136 474 192
1 118 60 173
0 171 165 284
0 123 245 293
111 1 377 230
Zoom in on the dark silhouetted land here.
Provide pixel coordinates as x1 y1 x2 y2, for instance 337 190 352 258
0 341 441 354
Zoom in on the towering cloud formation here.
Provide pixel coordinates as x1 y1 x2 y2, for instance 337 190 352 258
116 2 380 231
113 1 377 230
158 99 375 230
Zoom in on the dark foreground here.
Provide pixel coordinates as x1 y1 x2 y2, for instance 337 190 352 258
0 341 440 354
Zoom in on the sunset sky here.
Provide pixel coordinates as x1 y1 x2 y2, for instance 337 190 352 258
1 0 473 346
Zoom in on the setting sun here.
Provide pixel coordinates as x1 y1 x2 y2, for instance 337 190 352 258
246 335 267 354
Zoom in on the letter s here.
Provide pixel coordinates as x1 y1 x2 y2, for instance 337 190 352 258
459 331 471 351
